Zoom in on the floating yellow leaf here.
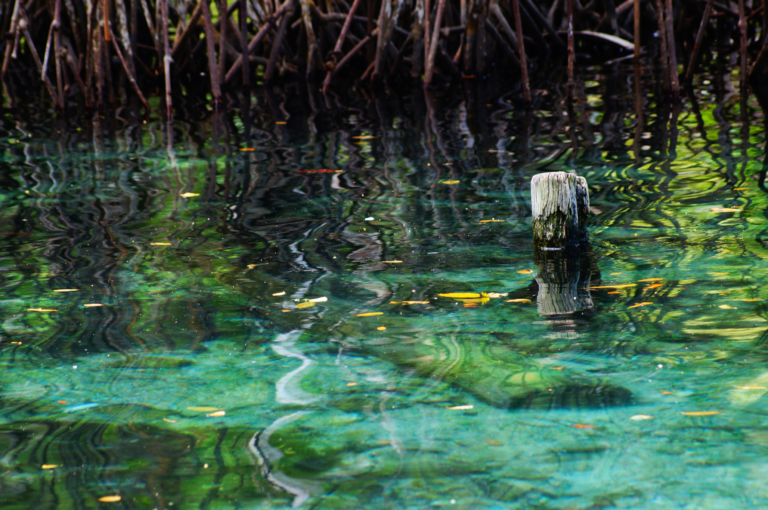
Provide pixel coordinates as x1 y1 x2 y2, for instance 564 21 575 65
353 135 377 139
681 411 720 416
480 219 504 223
483 292 508 298
275 121 287 125
734 187 749 190
356 312 383 317
382 260 403 263
735 386 767 390
447 405 474 410
281 309 291 313
743 299 760 302
637 278 663 282
187 406 220 412
442 180 460 185
163 418 178 423
272 291 286 296
54 289 79 292
401 301 430 305
150 242 172 246
42 464 59 469
180 193 199 198
207 410 226 417
239 147 255 151
83 303 103 307
347 382 357 386
711 208 741 213
609 272 622 275
630 415 654 421
247 264 257 269
389 301 400 304
377 327 386 331
628 302 653 309
506 299 531 303
27 308 58 312
516 269 534 274
607 291 621 295
438 292 481 299
643 283 663 290
309 297 328 303
572 424 594 429
296 301 315 309
588 284 637 289
98 496 122 503
708 272 729 276
718 304 736 309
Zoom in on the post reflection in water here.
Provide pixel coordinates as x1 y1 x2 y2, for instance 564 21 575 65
3 65 768 508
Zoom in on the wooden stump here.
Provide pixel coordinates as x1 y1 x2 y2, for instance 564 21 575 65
531 171 589 250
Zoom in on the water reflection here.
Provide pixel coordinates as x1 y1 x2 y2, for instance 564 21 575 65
3 62 768 507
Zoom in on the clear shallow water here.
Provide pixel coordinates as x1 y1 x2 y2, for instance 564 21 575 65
3 72 768 508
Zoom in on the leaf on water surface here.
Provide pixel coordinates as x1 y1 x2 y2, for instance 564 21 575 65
281 309 291 313
588 284 637 289
356 312 384 317
743 299 760 302
483 292 508 298
506 299 531 303
401 301 430 305
516 269 534 274
42 464 58 469
53 289 79 292
734 187 749 190
163 418 178 423
442 180 460 184
607 291 621 295
27 308 59 312
239 148 255 151
630 415 654 421
718 305 736 309
98 496 122 503
735 386 767 390
275 121 287 125
353 135 377 139
711 208 741 213
447 405 474 410
272 291 286 296
708 272 729 276
681 411 720 416
347 382 357 386
296 301 315 309
610 272 622 275
309 297 328 303
83 303 103 307
382 260 403 263
57 400 67 404
660 391 673 395
150 242 172 246
572 424 594 429
187 407 221 412
377 327 386 331
180 193 199 198
628 302 653 309
638 278 663 282
480 219 504 223
643 284 663 290
439 293 481 298
207 410 226 417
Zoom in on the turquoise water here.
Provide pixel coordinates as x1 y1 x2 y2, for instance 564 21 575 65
3 78 768 508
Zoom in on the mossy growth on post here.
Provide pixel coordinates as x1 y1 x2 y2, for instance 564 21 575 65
531 171 590 251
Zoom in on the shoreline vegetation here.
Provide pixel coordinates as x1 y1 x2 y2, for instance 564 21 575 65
2 0 768 117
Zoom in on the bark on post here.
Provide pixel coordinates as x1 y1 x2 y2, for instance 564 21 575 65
531 171 589 250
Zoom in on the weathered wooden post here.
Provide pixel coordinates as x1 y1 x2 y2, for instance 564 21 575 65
531 172 593 316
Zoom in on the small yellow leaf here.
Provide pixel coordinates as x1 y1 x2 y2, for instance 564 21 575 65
734 187 749 190
150 242 172 246
309 297 328 303
643 283 663 290
735 386 767 390
505 299 531 303
296 301 315 309
42 464 59 469
401 301 430 305
187 407 220 412
438 292 481 298
588 284 637 289
356 312 384 317
460 297 491 306
272 291 286 296
163 418 178 423
483 292 508 298
516 269 534 274
681 411 720 416
347 382 357 386
377 327 386 331
718 304 736 309
239 147 255 151
442 180 460 185
275 121 287 125
609 272 622 275
207 410 226 417
83 303 103 307
53 289 79 292
628 302 653 309
281 309 291 313
98 496 122 503
353 135 376 139
637 278 663 282
382 260 403 263
479 219 504 223
629 415 654 421
27 308 58 312
743 299 760 302
711 208 741 213
447 405 474 410
247 264 257 269
180 193 199 198
708 272 729 276
389 301 400 304
607 291 621 294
